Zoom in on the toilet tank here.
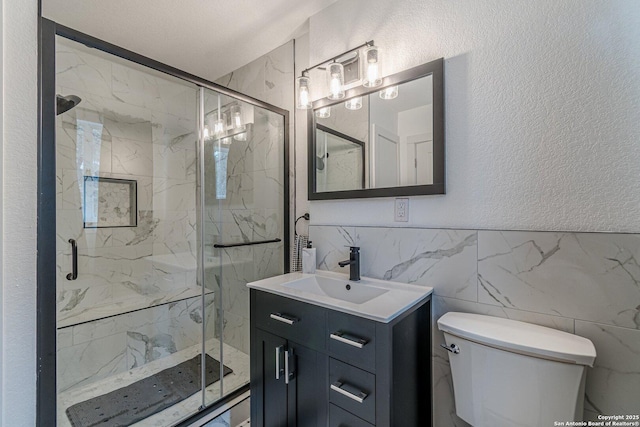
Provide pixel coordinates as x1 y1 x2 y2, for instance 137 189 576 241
437 312 596 427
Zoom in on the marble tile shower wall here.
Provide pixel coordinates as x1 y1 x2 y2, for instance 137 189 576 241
309 225 640 426
316 145 363 193
55 40 206 391
211 41 294 353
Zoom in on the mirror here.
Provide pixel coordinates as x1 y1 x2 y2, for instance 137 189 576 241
308 58 444 200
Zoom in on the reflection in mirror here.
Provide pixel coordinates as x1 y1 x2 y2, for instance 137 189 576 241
315 75 433 191
312 61 441 199
315 125 365 192
370 75 433 187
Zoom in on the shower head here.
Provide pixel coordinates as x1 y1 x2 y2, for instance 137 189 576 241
56 94 82 115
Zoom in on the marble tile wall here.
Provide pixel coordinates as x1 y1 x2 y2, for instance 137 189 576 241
210 41 293 353
56 38 199 315
57 294 215 392
56 38 204 391
309 225 640 425
315 142 363 193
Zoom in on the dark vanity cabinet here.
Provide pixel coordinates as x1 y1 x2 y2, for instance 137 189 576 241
250 289 432 427
250 291 329 427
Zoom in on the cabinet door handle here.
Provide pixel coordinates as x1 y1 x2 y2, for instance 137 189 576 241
270 313 298 325
330 331 367 348
275 345 283 380
330 381 367 403
284 348 295 384
66 239 78 280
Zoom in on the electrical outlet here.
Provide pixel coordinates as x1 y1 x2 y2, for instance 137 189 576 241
394 198 409 222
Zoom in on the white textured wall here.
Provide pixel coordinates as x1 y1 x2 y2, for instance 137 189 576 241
1 0 38 425
304 0 640 232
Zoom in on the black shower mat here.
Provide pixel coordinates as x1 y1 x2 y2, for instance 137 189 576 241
66 354 232 427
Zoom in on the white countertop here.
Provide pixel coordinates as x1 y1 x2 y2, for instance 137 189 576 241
247 270 432 323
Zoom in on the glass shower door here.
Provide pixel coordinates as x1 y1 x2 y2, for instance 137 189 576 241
201 87 286 406
55 35 205 427
54 32 287 426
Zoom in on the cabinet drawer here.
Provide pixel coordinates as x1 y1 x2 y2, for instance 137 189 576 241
328 311 376 372
329 404 374 427
253 290 326 350
329 358 376 424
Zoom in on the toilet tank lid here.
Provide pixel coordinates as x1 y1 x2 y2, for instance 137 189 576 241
437 312 596 367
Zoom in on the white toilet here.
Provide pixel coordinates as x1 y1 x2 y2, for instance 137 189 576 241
437 312 596 427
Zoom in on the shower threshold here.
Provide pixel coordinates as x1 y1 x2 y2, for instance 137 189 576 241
57 338 249 427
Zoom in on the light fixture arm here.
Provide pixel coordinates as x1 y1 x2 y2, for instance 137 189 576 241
300 40 374 77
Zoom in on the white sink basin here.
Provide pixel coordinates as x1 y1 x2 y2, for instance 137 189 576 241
283 275 389 304
247 270 432 323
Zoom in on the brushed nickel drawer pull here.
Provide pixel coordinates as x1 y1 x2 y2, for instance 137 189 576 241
275 345 283 380
330 381 367 403
270 313 298 325
285 348 295 384
330 331 367 348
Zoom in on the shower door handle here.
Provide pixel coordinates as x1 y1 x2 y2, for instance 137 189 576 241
66 239 78 280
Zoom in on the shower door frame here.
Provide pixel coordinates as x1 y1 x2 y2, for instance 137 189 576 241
37 17 290 426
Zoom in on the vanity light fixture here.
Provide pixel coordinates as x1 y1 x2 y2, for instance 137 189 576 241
379 85 398 100
296 74 312 109
204 101 254 142
295 40 377 110
315 107 331 119
233 123 253 141
344 96 363 110
363 45 382 87
230 104 243 129
213 115 226 136
327 62 345 100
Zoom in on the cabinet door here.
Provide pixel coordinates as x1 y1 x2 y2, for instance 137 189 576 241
251 329 288 427
287 342 328 427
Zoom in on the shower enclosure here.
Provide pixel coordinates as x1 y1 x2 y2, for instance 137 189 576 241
46 25 288 426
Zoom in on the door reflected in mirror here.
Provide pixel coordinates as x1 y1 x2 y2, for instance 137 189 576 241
310 58 443 199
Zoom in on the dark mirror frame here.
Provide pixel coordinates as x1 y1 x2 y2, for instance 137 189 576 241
308 58 445 200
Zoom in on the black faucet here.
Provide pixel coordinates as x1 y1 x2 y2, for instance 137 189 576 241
338 246 360 281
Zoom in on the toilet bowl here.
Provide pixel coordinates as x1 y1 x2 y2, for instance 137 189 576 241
437 312 596 427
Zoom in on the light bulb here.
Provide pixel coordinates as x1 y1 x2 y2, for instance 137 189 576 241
315 107 331 119
296 75 312 109
366 63 379 84
230 105 242 129
327 63 345 100
345 97 362 110
300 88 309 106
213 117 225 135
234 124 252 141
363 45 382 87
203 125 210 139
379 85 398 100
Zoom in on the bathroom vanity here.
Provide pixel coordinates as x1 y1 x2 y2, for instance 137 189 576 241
248 271 432 427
